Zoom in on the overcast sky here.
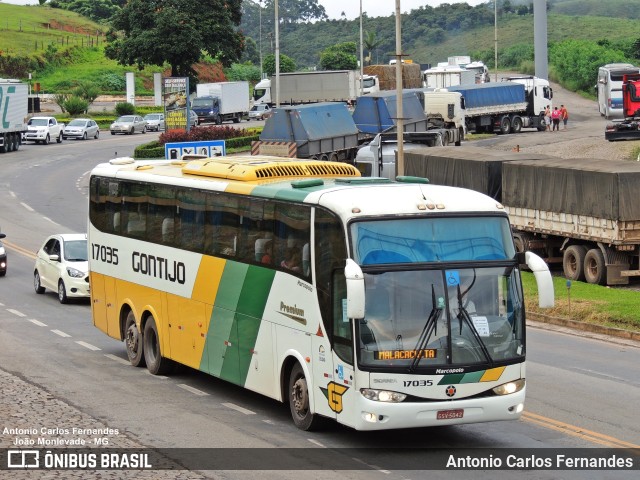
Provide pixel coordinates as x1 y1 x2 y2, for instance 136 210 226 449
4 1 489 20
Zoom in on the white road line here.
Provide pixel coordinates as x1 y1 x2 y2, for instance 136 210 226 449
7 309 26 317
76 341 101 351
177 384 209 396
42 216 58 225
307 439 326 448
29 319 48 327
51 329 71 338
0 302 5 306
262 419 275 425
571 367 628 383
222 402 256 415
20 202 34 212
104 354 131 366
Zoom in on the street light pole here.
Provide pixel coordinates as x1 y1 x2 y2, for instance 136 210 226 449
359 0 364 96
494 0 498 82
275 0 280 107
259 0 263 78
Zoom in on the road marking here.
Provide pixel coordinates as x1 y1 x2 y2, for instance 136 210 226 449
3 240 38 259
222 402 255 415
42 216 58 225
144 370 168 379
29 319 48 327
104 354 131 366
522 411 640 448
51 329 71 338
20 202 34 212
307 439 326 448
177 384 209 396
7 309 26 317
262 419 275 425
76 341 101 351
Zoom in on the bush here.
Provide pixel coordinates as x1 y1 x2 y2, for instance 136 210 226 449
98 73 126 91
115 102 135 115
158 126 250 144
63 96 90 115
53 93 70 113
134 141 164 159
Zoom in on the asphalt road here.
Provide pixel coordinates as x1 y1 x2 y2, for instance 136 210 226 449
0 121 638 479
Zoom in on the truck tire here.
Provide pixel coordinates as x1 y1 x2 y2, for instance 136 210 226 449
233 115 240 123
0 135 6 153
455 127 463 146
511 116 523 134
584 248 607 285
499 116 511 135
563 245 587 282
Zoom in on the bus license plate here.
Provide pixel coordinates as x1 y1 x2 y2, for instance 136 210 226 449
437 409 464 420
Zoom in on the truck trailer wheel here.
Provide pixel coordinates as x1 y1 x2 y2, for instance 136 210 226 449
563 245 588 282
511 116 523 133
499 116 511 135
584 248 607 285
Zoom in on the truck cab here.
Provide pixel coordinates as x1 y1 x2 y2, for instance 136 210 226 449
191 96 222 124
504 76 553 116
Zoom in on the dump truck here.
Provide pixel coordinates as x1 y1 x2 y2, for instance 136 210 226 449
448 76 552 134
0 79 28 153
604 72 640 141
401 146 640 286
252 102 359 161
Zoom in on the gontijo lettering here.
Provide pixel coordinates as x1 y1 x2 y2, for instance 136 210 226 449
132 251 186 284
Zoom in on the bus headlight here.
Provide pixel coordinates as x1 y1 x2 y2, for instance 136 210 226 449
66 267 85 278
360 388 406 403
492 379 525 396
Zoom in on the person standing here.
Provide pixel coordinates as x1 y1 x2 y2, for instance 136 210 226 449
544 105 551 131
551 106 561 131
560 104 569 130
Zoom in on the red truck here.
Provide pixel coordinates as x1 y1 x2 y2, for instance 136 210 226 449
605 72 640 141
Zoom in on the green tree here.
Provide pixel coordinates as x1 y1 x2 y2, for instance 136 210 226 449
363 31 382 66
263 53 296 76
319 42 358 70
50 0 120 21
105 0 244 84
72 81 100 105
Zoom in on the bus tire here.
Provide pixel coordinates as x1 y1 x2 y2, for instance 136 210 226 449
584 248 607 285
125 311 146 368
143 315 174 375
288 363 321 431
563 245 587 282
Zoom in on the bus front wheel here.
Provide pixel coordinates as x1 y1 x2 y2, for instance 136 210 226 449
125 311 146 367
143 315 174 375
288 363 322 431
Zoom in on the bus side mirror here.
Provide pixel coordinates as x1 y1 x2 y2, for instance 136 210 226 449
524 251 555 308
345 259 365 319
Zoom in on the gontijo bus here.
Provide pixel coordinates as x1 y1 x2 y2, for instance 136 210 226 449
88 155 554 431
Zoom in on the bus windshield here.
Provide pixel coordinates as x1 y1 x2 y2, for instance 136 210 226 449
350 216 523 370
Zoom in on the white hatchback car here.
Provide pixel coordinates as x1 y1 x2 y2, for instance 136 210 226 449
34 233 89 303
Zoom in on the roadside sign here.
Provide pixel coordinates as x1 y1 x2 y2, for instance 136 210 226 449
165 140 226 160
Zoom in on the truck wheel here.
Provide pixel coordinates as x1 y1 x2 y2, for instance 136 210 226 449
584 248 607 285
455 128 463 146
44 134 50 145
563 245 587 282
233 115 240 123
441 132 449 146
511 116 523 133
499 116 511 134
329 153 339 162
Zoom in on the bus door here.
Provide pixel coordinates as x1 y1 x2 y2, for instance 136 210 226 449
90 274 119 337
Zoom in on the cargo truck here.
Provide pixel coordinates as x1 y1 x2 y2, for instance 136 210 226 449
448 76 552 134
253 102 359 161
352 89 463 145
604 72 640 141
0 79 28 153
422 65 476 89
192 81 250 124
400 146 640 286
253 71 379 106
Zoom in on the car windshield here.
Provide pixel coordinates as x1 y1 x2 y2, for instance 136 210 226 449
64 240 88 262
145 115 161 120
29 118 48 126
117 116 135 122
68 119 87 127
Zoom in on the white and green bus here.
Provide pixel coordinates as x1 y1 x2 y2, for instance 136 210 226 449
88 155 554 431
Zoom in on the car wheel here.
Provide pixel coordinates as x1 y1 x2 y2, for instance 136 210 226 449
94 131 99 139
125 311 146 368
142 126 146 134
57 133 62 143
34 271 45 294
129 127 134 135
143 315 174 375
58 280 68 304
82 132 87 140
44 134 50 145
111 131 115 135
62 136 67 141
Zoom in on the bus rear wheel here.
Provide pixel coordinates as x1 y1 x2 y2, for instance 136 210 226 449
143 315 174 375
288 363 321 431
125 311 146 367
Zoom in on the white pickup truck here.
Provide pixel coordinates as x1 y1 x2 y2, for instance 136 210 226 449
23 116 64 144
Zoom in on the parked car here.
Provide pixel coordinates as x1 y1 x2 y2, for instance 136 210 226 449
33 233 89 303
143 113 165 132
248 104 273 121
0 232 6 277
110 115 147 135
189 110 199 127
62 118 99 140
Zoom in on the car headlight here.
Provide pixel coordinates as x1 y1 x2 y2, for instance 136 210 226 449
492 379 525 396
66 267 85 278
0 246 5 255
360 388 406 403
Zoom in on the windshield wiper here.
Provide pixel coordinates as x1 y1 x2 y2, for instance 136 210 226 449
409 285 442 373
456 285 493 364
